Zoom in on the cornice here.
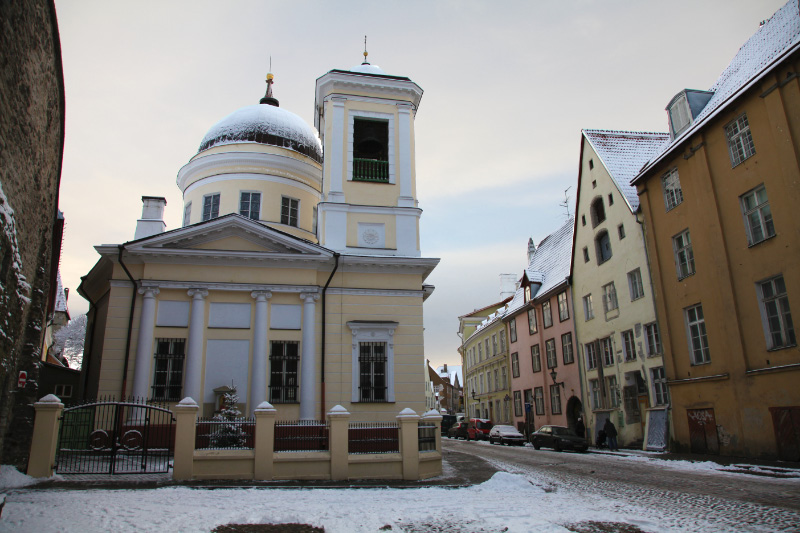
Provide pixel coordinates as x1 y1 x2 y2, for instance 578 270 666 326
111 279 320 294
317 202 422 217
315 71 423 113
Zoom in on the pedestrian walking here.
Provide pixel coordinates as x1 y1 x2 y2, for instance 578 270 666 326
575 417 585 439
604 418 618 451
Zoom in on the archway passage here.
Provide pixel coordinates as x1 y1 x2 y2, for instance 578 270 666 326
566 395 583 432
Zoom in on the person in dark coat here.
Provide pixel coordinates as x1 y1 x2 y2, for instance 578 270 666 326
603 418 618 451
575 417 585 439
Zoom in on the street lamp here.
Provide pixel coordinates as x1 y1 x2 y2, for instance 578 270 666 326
550 368 565 388
471 390 477 400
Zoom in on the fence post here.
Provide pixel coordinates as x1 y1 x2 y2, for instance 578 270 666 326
422 409 443 453
397 408 420 480
172 397 199 480
254 401 277 480
27 394 64 478
328 405 350 481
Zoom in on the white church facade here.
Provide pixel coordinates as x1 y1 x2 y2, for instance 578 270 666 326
79 57 438 421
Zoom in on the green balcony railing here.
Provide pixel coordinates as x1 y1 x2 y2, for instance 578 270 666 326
353 158 389 182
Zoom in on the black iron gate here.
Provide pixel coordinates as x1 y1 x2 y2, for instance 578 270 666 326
55 398 176 475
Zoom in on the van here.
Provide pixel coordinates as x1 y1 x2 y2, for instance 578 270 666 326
441 414 457 436
467 418 493 441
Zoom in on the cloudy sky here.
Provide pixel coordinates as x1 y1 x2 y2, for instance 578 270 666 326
54 0 787 367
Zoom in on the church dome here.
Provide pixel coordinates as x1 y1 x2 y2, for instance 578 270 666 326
350 63 386 75
198 104 323 163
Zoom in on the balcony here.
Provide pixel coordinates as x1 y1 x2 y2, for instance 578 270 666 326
353 158 389 182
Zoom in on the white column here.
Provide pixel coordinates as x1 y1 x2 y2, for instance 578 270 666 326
327 98 346 202
183 288 208 403
397 103 415 208
299 292 320 420
249 290 272 415
131 286 159 400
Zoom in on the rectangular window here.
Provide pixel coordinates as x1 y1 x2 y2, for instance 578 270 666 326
477 342 482 361
527 308 538 334
534 387 545 415
561 332 574 364
622 330 636 361
54 384 73 398
606 376 620 408
602 282 618 312
500 332 506 353
726 113 755 167
513 391 523 417
524 389 533 415
686 304 710 365
557 292 569 321
662 169 683 211
545 339 557 369
151 338 186 401
740 185 775 246
601 337 614 367
651 367 670 406
618 223 625 240
673 229 695 279
758 275 796 349
492 334 498 355
501 367 507 389
281 196 299 227
509 318 517 343
485 339 490 358
542 301 553 328
585 341 598 370
590 379 601 410
531 344 541 373
359 341 387 402
550 384 562 415
353 118 389 182
583 247 590 263
583 294 594 321
628 268 645 301
183 202 192 227
269 340 300 403
202 193 220 221
511 352 520 378
239 192 261 220
645 323 661 356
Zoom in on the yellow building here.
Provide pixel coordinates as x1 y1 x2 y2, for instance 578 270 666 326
79 56 439 421
632 2 800 459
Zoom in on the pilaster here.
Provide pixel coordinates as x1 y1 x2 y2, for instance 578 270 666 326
132 286 159 400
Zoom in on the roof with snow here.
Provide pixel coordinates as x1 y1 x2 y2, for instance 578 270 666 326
198 103 323 163
583 130 669 211
54 271 69 317
351 63 387 75
436 365 463 387
636 0 800 180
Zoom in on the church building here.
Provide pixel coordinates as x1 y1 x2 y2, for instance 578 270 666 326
78 54 439 421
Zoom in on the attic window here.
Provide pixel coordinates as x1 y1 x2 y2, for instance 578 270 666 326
589 159 594 170
353 118 389 182
608 193 613 206
590 197 606 228
668 93 691 138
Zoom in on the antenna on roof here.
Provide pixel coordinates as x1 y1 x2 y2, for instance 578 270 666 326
560 187 572 219
362 35 370 65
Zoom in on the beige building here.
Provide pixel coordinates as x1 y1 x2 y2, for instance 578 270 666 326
572 130 670 448
632 2 800 459
80 56 439 421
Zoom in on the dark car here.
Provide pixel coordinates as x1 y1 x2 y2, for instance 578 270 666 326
488 425 526 446
447 421 469 439
530 425 588 452
467 418 493 441
441 414 457 436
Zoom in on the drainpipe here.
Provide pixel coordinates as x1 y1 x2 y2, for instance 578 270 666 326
118 244 138 400
320 252 340 416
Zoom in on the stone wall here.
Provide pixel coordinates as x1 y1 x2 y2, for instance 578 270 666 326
0 0 65 468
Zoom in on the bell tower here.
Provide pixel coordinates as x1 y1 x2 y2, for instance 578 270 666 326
314 52 424 257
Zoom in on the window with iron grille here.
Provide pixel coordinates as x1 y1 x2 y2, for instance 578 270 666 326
685 304 710 364
268 341 299 403
359 342 387 402
622 329 636 361
528 308 538 334
545 339 557 369
673 229 695 279
740 185 775 246
651 367 670 406
602 282 618 312
202 193 220 221
601 337 614 367
557 291 569 321
152 338 185 401
513 391 523 417
542 301 553 328
511 352 520 378
531 344 541 373
561 333 574 364
662 168 683 212
645 323 661 356
725 113 755 167
281 196 299 227
550 384 562 414
585 341 598 370
239 192 261 220
757 275 796 350
534 387 545 415
628 268 645 301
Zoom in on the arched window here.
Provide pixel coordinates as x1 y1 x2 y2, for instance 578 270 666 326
595 230 612 264
590 197 606 227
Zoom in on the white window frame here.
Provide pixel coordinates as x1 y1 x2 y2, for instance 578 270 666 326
606 375 620 408
239 191 261 220
550 384 562 415
685 304 710 365
622 329 636 361
590 379 601 410
602 282 618 313
511 352 520 378
542 301 553 328
585 341 598 370
740 184 775 246
534 387 545 415
668 93 691 137
348 321 398 403
509 318 517 343
348 110 396 183
557 291 569 321
202 193 220 221
183 202 192 227
725 113 755 167
651 367 669 406
645 322 661 356
662 168 683 212
281 196 300 227
531 344 541 373
757 274 796 350
583 294 594 321
527 308 538 334
628 268 645 301
600 337 614 367
545 339 557 369
561 333 574 364
513 390 523 417
673 229 695 280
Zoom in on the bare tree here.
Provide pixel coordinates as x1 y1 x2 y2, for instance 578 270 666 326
52 314 87 369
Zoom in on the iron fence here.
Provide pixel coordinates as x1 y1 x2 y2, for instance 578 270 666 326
348 422 399 454
196 417 256 450
274 420 329 452
418 423 437 452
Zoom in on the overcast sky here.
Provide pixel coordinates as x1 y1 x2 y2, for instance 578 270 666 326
54 0 788 368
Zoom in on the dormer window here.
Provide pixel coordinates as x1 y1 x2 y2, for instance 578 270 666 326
668 93 692 138
353 118 389 182
590 197 606 228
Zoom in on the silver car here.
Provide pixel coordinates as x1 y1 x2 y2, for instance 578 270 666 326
488 425 526 446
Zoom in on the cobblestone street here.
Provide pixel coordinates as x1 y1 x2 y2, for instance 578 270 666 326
443 438 800 531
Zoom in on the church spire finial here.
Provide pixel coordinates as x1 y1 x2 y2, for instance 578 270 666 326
260 57 279 107
362 35 369 65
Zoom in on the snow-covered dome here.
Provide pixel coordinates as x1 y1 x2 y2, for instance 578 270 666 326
198 104 323 163
350 63 386 75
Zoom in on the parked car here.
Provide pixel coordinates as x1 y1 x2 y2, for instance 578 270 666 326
467 418 493 441
448 421 469 439
530 425 588 452
441 414 457 436
488 425 526 446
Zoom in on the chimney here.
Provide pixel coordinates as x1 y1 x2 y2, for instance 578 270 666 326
527 237 536 264
443 363 448 374
499 273 517 300
134 196 167 240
